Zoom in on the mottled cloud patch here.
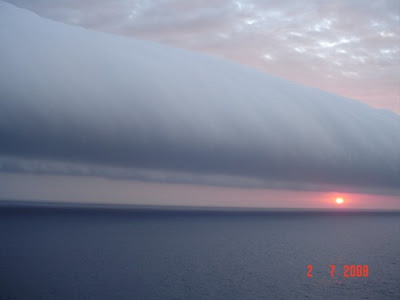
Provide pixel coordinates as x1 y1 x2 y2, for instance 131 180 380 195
5 0 399 112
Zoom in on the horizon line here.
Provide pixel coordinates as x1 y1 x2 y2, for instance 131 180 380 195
1 199 400 214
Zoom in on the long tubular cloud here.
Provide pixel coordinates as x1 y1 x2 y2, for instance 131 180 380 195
0 1 399 194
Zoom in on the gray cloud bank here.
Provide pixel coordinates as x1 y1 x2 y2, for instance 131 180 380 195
0 1 399 195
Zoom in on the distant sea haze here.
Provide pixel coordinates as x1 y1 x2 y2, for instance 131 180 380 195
1 202 399 299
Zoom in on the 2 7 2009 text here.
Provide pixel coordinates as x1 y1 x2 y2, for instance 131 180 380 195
307 265 369 277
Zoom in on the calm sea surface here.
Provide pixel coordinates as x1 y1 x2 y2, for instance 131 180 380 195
1 203 399 299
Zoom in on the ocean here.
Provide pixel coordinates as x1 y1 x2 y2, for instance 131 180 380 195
1 202 399 299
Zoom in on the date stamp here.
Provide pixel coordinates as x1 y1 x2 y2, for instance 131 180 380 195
307 265 369 277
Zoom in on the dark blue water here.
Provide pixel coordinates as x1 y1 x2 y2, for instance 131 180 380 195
1 203 399 299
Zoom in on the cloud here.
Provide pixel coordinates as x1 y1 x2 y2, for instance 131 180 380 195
0 1 399 196
4 0 400 112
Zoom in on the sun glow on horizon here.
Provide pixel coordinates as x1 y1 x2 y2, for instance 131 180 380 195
336 197 344 204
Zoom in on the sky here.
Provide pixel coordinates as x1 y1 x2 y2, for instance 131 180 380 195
0 1 399 209
4 0 400 113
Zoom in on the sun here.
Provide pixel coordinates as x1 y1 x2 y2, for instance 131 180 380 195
335 197 344 204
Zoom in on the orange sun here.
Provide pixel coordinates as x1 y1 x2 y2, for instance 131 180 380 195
336 197 344 204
